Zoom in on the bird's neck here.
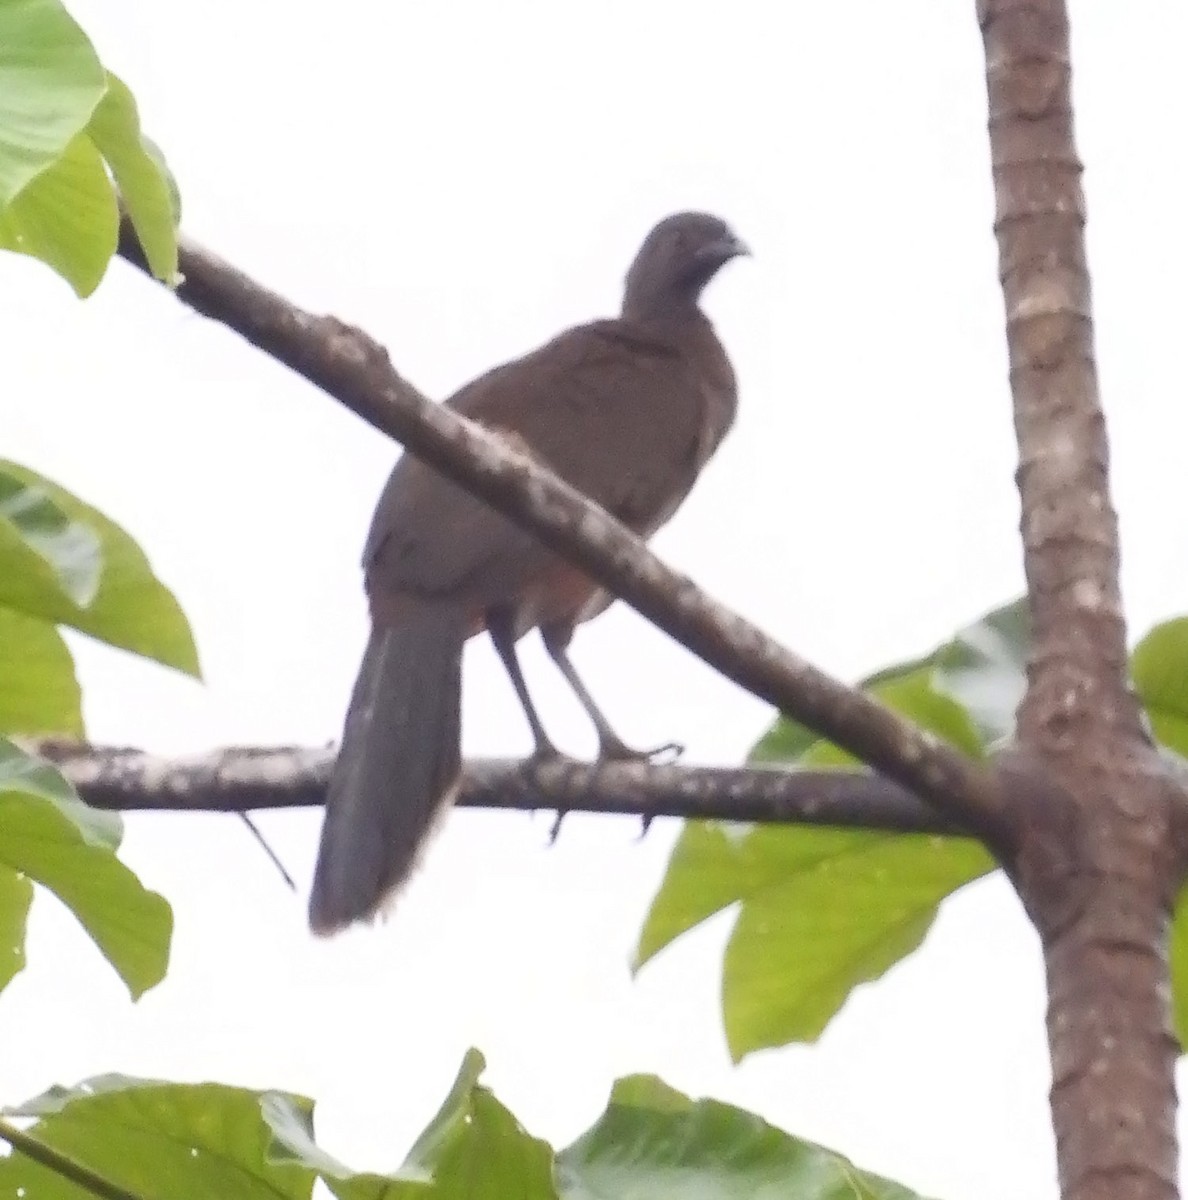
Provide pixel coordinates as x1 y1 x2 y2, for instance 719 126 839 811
620 290 706 325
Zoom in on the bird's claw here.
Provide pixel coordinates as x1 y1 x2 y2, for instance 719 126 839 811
598 737 684 765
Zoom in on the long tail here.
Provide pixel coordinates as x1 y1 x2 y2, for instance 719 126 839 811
309 611 465 935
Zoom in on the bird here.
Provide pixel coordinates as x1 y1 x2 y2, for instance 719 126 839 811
309 210 747 934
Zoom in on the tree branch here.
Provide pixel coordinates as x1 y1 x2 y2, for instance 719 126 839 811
115 225 1003 839
32 739 964 836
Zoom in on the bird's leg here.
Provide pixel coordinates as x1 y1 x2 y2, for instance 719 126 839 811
540 622 684 763
487 608 563 761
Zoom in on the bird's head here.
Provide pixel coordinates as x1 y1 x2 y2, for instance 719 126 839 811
622 211 749 320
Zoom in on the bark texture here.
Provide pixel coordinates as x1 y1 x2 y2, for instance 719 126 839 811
31 739 962 834
980 2 1184 1196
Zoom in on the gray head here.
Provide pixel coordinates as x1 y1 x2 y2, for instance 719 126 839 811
621 211 748 320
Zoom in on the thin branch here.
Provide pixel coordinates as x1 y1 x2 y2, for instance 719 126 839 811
236 812 297 890
980 0 1141 741
116 225 1003 839
32 739 966 836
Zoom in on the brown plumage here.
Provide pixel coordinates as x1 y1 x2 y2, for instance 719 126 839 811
309 211 747 934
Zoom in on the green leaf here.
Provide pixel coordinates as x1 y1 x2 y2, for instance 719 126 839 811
556 1074 933 1200
0 737 172 998
0 857 32 993
0 1064 934 1200
751 597 1028 764
87 72 179 282
927 597 1029 744
747 712 819 765
265 1092 430 1200
261 1093 362 1179
800 670 985 768
0 5 179 294
1132 617 1188 757
0 606 82 735
0 463 102 609
266 1049 557 1200
0 0 106 207
0 130 118 295
638 602 1024 1056
636 822 992 1056
0 461 200 677
635 822 774 972
143 135 182 225
720 830 991 1057
1 1076 315 1200
400 1048 556 1200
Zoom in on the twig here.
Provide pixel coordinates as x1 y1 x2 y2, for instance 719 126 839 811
237 812 297 891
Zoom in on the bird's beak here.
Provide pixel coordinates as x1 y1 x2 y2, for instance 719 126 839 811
704 233 751 264
725 233 751 259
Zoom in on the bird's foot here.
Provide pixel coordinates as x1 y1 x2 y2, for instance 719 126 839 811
522 738 575 768
518 743 578 843
597 736 685 765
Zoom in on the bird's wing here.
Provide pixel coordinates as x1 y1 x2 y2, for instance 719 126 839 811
363 320 725 603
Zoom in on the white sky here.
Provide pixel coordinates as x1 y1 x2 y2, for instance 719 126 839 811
5 2 1188 1197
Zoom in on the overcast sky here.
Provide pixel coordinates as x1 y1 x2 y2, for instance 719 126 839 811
6 3 1188 1197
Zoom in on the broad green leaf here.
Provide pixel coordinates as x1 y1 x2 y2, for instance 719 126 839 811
402 1047 489 1176
928 597 1029 744
0 130 117 295
265 1101 433 1200
751 597 1028 764
143 135 182 225
796 671 985 768
721 830 991 1056
0 0 105 206
400 1048 556 1200
1 1076 314 1200
0 461 199 677
0 607 82 735
262 1092 393 1185
0 737 172 998
635 822 786 972
747 711 819 765
0 858 32 992
87 72 179 282
267 1049 556 1200
557 1074 933 1200
1132 617 1188 757
0 464 102 609
640 603 1022 1055
0 1063 934 1200
636 822 992 1056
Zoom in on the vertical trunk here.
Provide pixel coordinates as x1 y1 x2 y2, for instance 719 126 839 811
977 2 1182 1196
1017 799 1180 1200
979 0 1135 736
